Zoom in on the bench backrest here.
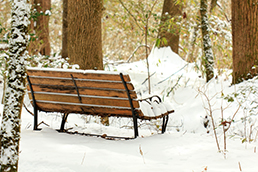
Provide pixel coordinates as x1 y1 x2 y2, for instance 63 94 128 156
27 68 140 118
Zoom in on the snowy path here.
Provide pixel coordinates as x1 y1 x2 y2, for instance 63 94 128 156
18 126 258 172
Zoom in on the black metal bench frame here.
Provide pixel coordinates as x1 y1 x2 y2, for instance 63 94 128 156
27 71 173 139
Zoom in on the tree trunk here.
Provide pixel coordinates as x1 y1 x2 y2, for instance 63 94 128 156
200 0 214 82
232 0 258 84
0 1 29 171
67 0 103 70
158 0 182 54
29 0 51 56
62 0 68 59
210 0 218 12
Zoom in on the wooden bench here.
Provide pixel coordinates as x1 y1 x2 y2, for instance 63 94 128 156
26 68 174 138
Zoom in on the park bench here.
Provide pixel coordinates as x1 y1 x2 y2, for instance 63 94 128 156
26 68 174 139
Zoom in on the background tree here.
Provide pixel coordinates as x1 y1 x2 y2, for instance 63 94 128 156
200 0 214 82
0 0 30 171
157 0 183 54
67 0 103 70
210 0 218 12
61 0 68 59
29 0 51 55
232 0 258 84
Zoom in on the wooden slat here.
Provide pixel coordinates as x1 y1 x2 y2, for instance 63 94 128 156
26 69 146 118
28 77 134 90
27 85 137 99
35 101 136 117
28 93 140 108
35 101 173 119
136 110 174 120
27 69 131 82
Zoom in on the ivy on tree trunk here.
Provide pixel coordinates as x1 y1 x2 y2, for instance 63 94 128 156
0 0 30 171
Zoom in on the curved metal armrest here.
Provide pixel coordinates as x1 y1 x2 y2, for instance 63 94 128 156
139 95 162 105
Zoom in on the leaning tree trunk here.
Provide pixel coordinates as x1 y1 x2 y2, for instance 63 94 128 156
67 0 103 70
0 0 30 171
158 0 182 54
232 0 258 84
200 0 214 82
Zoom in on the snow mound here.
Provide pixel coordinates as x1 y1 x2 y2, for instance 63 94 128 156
139 100 174 117
148 47 187 77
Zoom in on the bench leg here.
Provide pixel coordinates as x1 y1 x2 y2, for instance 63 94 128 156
133 116 139 138
33 106 39 130
60 113 69 132
161 115 169 134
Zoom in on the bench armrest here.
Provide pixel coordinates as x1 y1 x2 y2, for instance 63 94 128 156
138 95 174 118
139 95 162 105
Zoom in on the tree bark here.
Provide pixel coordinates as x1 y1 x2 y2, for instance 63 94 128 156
200 0 214 82
29 0 51 56
232 0 258 84
67 0 103 70
158 0 182 54
0 1 29 171
62 0 68 59
210 0 218 12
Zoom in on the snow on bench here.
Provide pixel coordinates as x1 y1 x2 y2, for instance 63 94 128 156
26 67 174 138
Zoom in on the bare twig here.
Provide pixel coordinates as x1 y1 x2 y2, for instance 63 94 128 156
118 0 143 31
198 88 221 152
216 3 230 22
37 121 50 127
254 130 258 142
147 0 158 21
238 162 242 171
224 89 252 133
127 44 150 62
81 152 86 165
166 75 183 96
23 103 34 116
139 145 145 164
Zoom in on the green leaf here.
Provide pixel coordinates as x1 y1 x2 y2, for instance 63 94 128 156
227 97 234 102
242 138 247 143
161 37 168 45
155 38 161 47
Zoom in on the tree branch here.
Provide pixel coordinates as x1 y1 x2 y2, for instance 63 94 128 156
118 0 143 31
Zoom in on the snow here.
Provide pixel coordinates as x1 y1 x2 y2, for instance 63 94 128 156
0 44 9 50
45 10 51 16
27 66 128 75
1 47 258 171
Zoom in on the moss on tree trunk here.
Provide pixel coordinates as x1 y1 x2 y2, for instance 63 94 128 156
200 0 214 82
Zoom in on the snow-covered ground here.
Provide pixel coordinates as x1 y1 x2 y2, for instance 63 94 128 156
1 47 258 171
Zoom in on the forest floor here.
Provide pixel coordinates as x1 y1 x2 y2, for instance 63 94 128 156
1 47 258 172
